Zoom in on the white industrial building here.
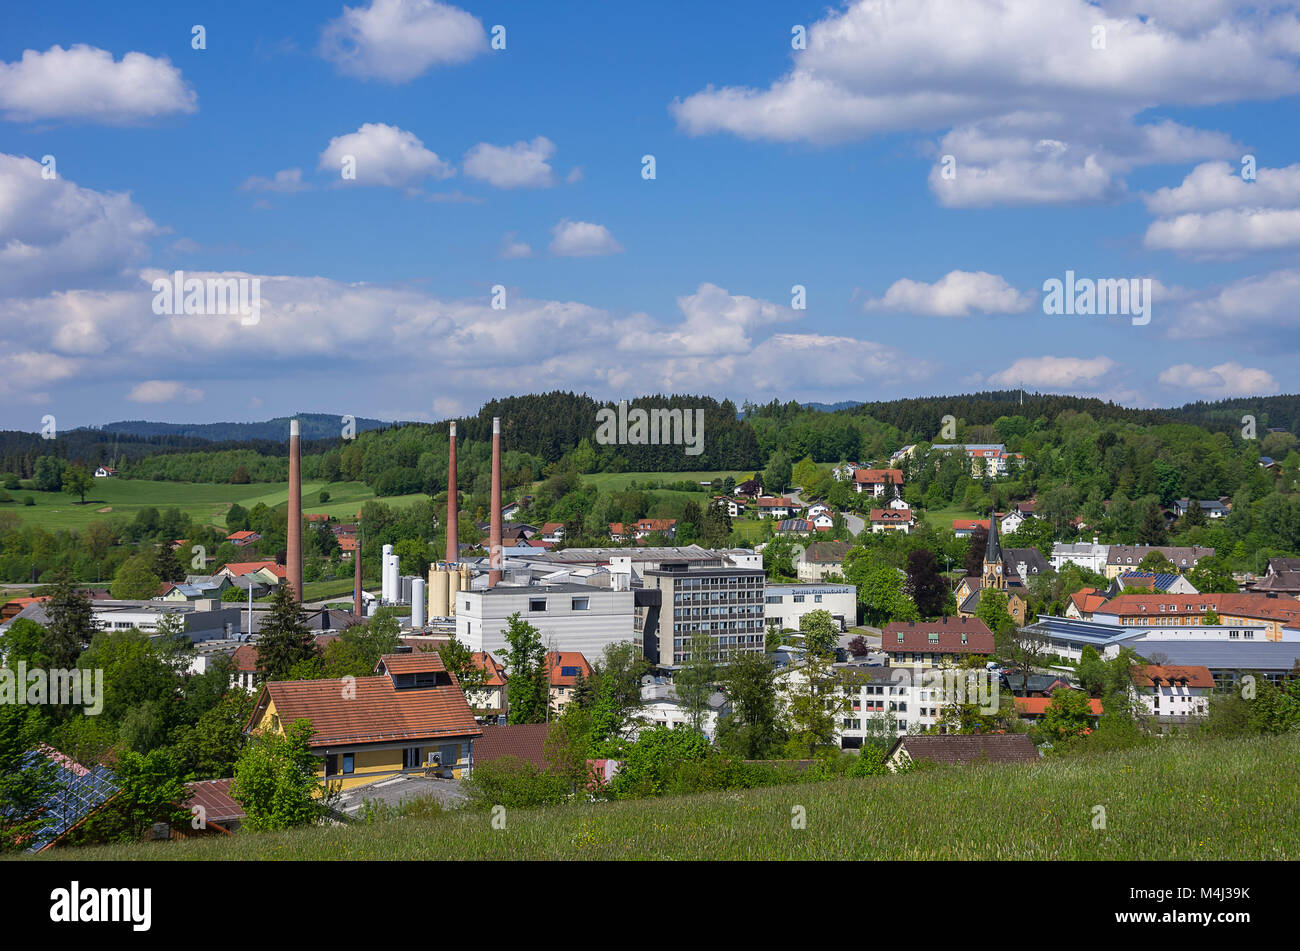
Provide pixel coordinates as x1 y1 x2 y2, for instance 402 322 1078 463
455 582 637 657
764 583 857 632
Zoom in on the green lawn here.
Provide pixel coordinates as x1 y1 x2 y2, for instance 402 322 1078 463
25 734 1299 861
919 502 982 530
574 471 756 494
1 479 427 532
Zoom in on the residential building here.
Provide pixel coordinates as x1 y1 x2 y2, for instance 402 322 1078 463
214 561 287 585
244 651 482 792
1104 545 1215 579
226 530 261 547
929 444 1024 477
775 518 814 536
467 651 508 721
1129 664 1214 721
541 522 566 543
1013 695 1103 726
1065 587 1108 620
881 617 995 668
796 541 851 581
953 518 989 538
1172 498 1228 519
999 501 1036 534
636 676 728 739
1051 539 1110 573
755 496 797 518
633 518 677 539
93 466 116 478
764 582 856 632
546 650 592 713
869 507 914 533
852 468 904 497
1107 571 1199 597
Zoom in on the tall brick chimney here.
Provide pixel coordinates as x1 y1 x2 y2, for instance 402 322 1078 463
446 421 459 564
287 418 303 601
489 416 502 586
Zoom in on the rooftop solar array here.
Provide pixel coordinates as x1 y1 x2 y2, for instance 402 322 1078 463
20 750 120 852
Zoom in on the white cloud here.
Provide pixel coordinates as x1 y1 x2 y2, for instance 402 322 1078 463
0 45 197 123
318 123 453 188
1166 268 1300 342
126 380 205 403
463 137 556 188
499 232 532 259
319 0 487 82
865 270 1033 316
672 0 1291 205
549 219 623 257
0 153 160 297
1144 208 1300 254
988 356 1118 388
1143 161 1300 253
240 168 311 193
1158 362 1279 396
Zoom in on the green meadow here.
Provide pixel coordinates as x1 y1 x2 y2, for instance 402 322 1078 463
29 734 1298 861
0 479 427 532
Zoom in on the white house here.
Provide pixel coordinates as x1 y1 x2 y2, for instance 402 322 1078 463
93 466 117 478
1050 539 1110 574
1129 664 1213 721
634 677 727 740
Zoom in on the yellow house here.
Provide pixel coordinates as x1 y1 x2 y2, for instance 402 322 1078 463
245 651 483 794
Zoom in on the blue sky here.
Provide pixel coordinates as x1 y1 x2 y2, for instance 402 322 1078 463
3 0 1300 430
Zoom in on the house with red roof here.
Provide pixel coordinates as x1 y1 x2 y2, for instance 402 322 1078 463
881 618 995 668
1129 665 1214 720
545 650 591 714
467 651 508 721
1065 587 1108 621
226 530 261 547
869 507 914 534
852 468 904 497
244 651 482 791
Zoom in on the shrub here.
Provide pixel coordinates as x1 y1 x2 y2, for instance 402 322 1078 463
610 726 710 799
461 756 569 810
847 745 888 777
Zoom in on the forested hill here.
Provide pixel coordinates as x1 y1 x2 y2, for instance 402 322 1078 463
95 413 393 442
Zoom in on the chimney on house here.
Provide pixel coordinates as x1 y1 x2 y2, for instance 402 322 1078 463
287 418 303 602
489 416 502 586
446 421 459 564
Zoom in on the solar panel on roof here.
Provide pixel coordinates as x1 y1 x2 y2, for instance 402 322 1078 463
18 752 119 852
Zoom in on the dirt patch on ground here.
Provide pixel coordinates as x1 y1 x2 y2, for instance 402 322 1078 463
97 506 113 513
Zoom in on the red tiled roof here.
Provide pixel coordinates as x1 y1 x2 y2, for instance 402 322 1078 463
870 508 913 522
892 733 1039 765
337 535 359 552
220 561 286 579
882 618 994 653
1096 593 1300 624
251 672 481 748
1014 696 1103 716
546 650 591 687
853 468 904 485
542 522 564 533
953 519 989 531
1069 587 1108 614
376 651 446 675
227 530 259 541
471 651 507 687
635 518 677 532
183 779 245 825
1131 665 1215 689
475 723 552 770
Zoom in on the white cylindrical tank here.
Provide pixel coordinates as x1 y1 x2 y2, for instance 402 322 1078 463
381 544 394 601
411 578 426 628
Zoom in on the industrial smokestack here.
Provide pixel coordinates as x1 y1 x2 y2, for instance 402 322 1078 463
446 421 459 564
353 513 362 619
489 416 502 586
287 419 303 602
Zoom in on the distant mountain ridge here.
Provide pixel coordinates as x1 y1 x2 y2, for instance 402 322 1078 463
87 413 397 443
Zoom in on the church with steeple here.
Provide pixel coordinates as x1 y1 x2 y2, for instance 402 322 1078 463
954 509 1048 628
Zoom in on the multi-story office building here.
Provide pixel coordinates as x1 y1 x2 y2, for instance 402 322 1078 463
638 562 766 666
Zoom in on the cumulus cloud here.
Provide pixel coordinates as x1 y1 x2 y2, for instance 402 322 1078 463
126 380 205 403
0 45 197 123
865 270 1033 316
463 137 556 188
0 275 938 419
988 356 1119 388
0 153 161 297
319 0 487 82
318 123 453 188
1143 161 1300 253
672 0 1289 205
549 219 623 257
499 232 532 259
1166 268 1300 343
240 168 311 193
1158 361 1279 397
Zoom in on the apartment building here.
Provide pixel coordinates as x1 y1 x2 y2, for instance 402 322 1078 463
638 563 766 666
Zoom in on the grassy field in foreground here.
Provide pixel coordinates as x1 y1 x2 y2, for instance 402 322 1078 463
0 479 427 532
29 734 1299 861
